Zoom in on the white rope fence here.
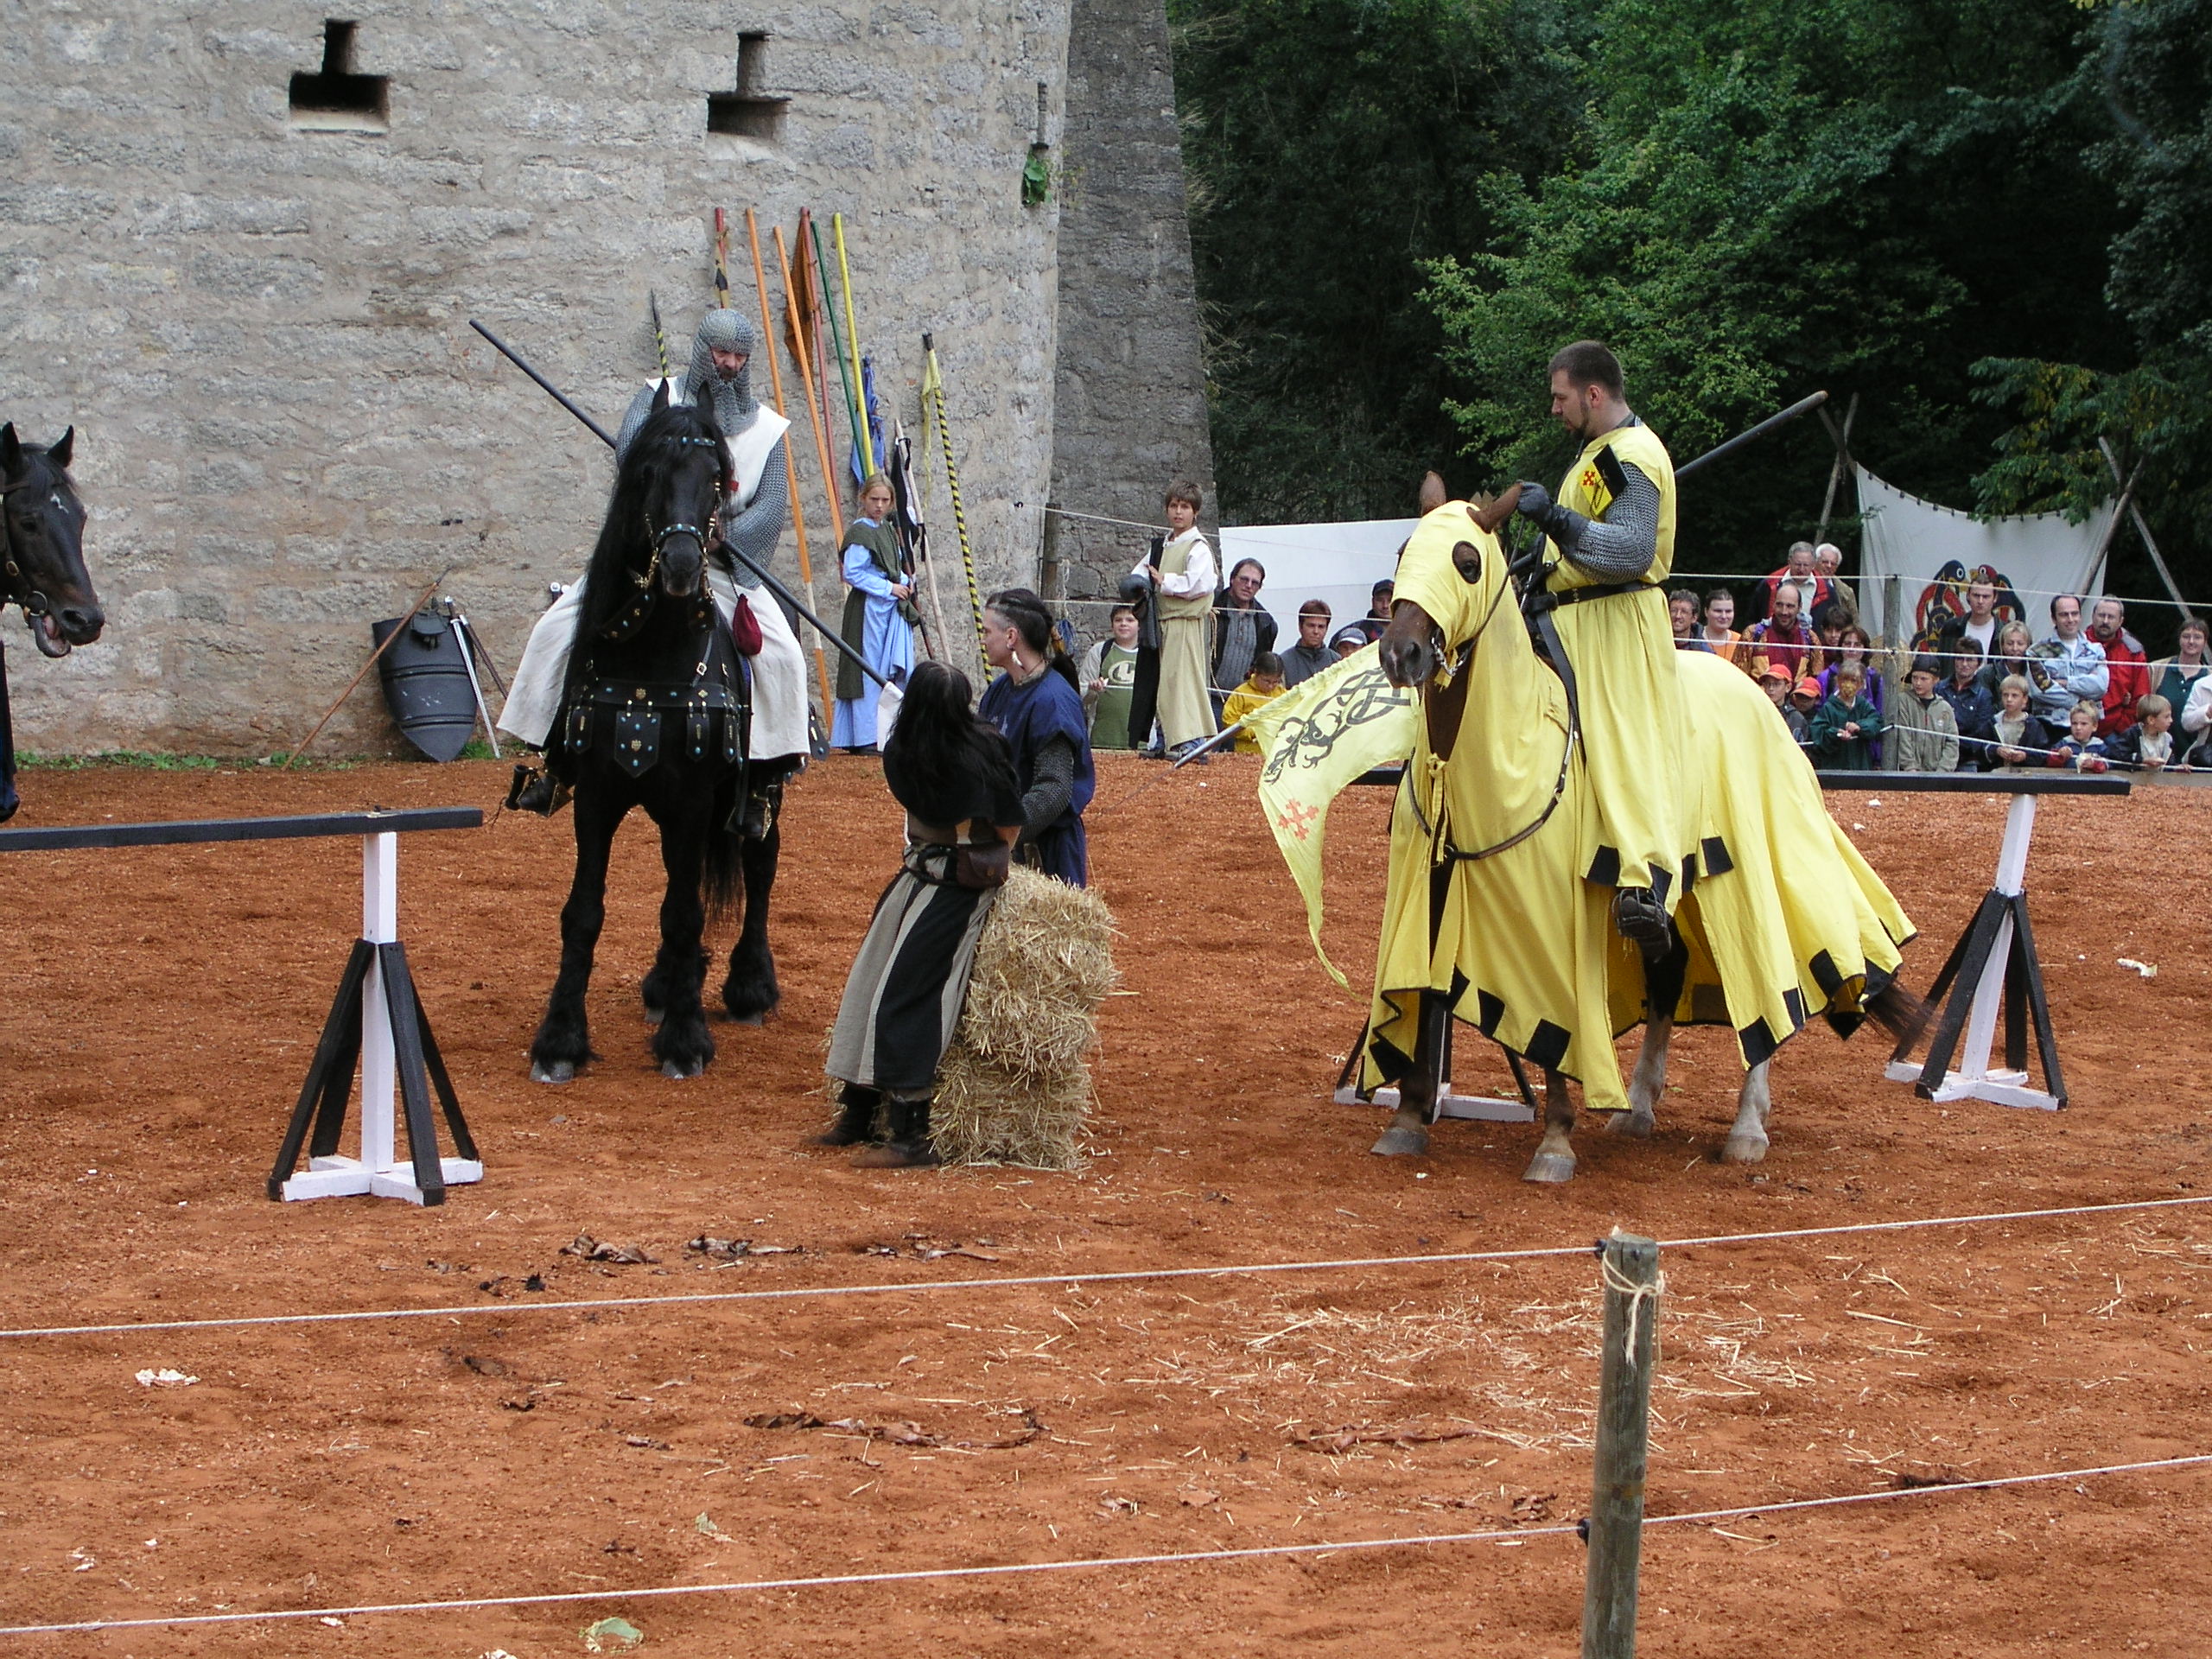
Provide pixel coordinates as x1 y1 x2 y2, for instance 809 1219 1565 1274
4 1192 2207 1344
3 1453 2203 1638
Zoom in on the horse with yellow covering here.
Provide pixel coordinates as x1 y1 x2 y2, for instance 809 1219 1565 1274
1275 497 1923 1183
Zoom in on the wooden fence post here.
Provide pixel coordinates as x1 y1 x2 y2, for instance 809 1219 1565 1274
1582 1230 1662 1659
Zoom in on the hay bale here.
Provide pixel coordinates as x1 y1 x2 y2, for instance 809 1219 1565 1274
932 866 1117 1170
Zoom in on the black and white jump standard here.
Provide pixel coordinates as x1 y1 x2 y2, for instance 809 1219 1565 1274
1862 771 2132 1112
0 806 483 1205
269 810 485 1204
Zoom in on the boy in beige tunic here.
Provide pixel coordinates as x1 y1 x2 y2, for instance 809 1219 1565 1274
1136 480 1218 760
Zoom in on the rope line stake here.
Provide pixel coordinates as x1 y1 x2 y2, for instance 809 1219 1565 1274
1598 1241 1664 1376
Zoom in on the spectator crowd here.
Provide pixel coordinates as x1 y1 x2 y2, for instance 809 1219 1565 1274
1074 507 2208 780
1665 541 2208 775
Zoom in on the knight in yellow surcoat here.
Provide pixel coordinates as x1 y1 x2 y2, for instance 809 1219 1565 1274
1512 340 1699 951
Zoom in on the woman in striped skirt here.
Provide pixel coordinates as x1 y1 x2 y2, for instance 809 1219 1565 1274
821 660 1027 1167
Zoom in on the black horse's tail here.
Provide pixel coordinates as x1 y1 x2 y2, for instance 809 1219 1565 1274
703 771 746 923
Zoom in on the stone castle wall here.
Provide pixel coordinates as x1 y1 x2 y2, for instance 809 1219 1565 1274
0 0 1114 755
1048 0 1217 631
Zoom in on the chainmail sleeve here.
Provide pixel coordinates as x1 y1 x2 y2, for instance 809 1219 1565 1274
1554 461 1661 580
1018 734 1077 842
720 436 789 583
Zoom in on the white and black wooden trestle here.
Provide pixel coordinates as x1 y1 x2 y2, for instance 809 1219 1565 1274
0 806 483 1205
1854 772 2133 1112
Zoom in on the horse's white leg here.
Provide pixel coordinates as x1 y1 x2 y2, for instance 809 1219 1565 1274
1609 1010 1671 1138
1721 1060 1772 1163
1522 1068 1578 1183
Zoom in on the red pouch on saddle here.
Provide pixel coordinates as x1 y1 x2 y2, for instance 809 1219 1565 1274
728 594 763 658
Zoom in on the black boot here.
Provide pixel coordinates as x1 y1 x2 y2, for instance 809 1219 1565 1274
852 1095 941 1169
502 747 570 818
815 1084 882 1147
1612 886 1674 963
740 777 784 842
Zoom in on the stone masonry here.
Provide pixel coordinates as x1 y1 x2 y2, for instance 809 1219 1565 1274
1048 0 1216 626
0 0 1209 755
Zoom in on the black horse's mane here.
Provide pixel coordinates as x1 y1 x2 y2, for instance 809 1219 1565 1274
574 400 729 644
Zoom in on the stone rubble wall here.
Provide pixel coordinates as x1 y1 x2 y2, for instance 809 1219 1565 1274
1047 0 1217 652
1 0 1082 754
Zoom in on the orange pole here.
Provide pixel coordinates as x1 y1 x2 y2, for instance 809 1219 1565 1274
747 207 834 729
776 220 849 582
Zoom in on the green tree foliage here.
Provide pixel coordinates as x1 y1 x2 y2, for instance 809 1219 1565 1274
1174 0 2207 626
1167 0 1587 521
1972 0 2210 620
1421 0 2134 578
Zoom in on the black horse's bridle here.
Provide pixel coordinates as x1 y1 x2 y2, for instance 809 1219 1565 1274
601 434 728 642
0 478 55 620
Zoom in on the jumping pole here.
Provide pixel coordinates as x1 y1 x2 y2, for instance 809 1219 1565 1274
1583 1230 1661 1659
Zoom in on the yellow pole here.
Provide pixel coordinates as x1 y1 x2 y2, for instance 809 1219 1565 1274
746 207 835 732
833 212 868 471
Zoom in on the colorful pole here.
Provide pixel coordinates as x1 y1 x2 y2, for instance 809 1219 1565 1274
648 289 671 379
712 208 733 313
798 210 846 482
809 213 867 466
832 212 870 471
775 225 844 543
747 207 836 730
924 333 986 654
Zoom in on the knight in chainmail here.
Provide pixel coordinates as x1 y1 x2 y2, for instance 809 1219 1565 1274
500 309 810 823
1510 340 1699 957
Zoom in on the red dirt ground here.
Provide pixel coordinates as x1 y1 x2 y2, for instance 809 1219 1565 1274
0 754 2207 1658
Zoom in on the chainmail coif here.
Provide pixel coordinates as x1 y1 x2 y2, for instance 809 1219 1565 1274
687 308 759 435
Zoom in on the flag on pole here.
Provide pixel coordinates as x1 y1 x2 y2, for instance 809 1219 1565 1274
1240 645 1418 987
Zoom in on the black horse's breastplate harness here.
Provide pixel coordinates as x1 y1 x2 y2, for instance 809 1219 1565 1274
564 568 750 781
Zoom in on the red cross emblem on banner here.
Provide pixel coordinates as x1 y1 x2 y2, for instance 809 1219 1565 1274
1275 800 1321 842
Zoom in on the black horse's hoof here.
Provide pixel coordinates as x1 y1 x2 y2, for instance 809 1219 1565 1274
729 1011 766 1027
661 1058 706 1081
531 1059 576 1084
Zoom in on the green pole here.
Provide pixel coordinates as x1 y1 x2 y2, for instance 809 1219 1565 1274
809 214 868 467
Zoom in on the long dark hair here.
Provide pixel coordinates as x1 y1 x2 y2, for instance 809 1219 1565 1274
986 587 1078 690
882 660 1019 824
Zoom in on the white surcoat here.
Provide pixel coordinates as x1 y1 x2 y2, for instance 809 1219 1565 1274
497 387 807 760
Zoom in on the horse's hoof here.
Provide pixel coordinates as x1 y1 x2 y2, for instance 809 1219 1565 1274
1522 1151 1576 1184
661 1058 707 1081
1370 1126 1430 1158
1603 1111 1655 1138
729 1012 766 1027
1721 1132 1770 1164
531 1059 576 1084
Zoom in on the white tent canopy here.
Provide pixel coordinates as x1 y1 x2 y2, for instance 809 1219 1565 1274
1217 518 1418 644
1853 467 2118 641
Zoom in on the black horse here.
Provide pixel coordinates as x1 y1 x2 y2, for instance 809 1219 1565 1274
0 423 106 822
528 390 784 1083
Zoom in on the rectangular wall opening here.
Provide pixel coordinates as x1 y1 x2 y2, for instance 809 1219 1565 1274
289 20 388 132
707 34 788 142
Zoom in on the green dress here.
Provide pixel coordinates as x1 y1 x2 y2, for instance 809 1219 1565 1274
1089 643 1139 750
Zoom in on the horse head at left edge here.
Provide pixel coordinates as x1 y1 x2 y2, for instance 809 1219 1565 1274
0 423 105 658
